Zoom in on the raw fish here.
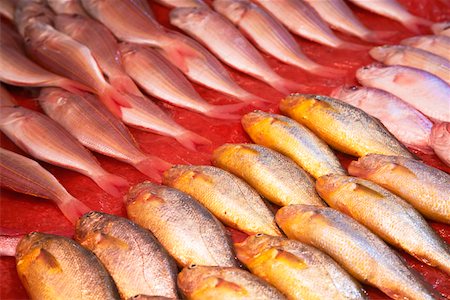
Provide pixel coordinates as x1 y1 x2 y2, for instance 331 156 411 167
0 0 15 20
154 0 206 8
47 0 87 15
429 122 450 167
401 35 450 60
431 21 450 36
14 0 54 36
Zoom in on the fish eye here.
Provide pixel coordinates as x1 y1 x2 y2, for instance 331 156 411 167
350 86 359 91
255 233 263 237
189 264 197 269
362 66 370 70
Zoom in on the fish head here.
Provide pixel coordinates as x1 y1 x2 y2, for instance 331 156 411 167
15 232 51 261
329 85 369 107
369 45 404 62
125 181 166 208
348 154 394 179
234 234 281 264
162 165 193 186
315 174 354 200
280 94 333 118
169 6 210 30
241 110 270 131
355 63 394 84
430 122 450 148
75 211 109 242
276 205 328 237
212 0 249 24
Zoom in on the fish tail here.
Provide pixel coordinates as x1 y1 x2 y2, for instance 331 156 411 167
134 156 172 182
206 103 247 120
0 235 23 257
268 76 306 95
362 30 398 44
99 85 133 118
308 65 347 78
56 78 93 94
174 130 212 151
404 17 433 33
338 42 370 51
109 73 142 97
57 197 91 224
160 37 200 74
347 161 369 178
92 173 129 197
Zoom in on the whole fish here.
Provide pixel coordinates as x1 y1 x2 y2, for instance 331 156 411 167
14 0 54 36
331 85 433 154
316 175 450 274
369 45 450 84
47 0 88 15
126 182 239 267
16 232 120 300
235 234 367 300
119 43 244 119
242 111 345 178
401 35 450 61
432 22 450 36
170 6 301 94
153 0 206 8
39 88 171 182
276 205 443 300
0 148 90 224
349 154 450 224
212 143 324 207
347 0 431 32
0 106 128 197
75 212 178 299
430 122 450 167
163 165 282 236
0 0 15 20
178 265 286 300
356 64 450 123
213 0 343 78
279 94 414 158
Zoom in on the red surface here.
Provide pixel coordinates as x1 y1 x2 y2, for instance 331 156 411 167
1 1 450 299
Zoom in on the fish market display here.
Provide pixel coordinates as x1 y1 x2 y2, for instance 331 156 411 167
242 111 345 178
369 45 450 84
163 165 281 236
331 86 433 153
279 94 414 158
178 265 286 300
316 175 450 274
0 148 90 224
212 143 324 206
276 205 443 300
401 35 450 60
429 122 450 167
356 64 450 122
47 0 88 16
0 105 128 197
236 234 367 300
349 154 450 224
15 232 120 299
75 212 178 299
431 21 450 36
126 182 239 267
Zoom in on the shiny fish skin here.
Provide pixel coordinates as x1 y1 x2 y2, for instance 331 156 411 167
0 148 90 224
432 22 450 36
16 232 120 300
0 0 15 20
369 45 450 84
75 212 178 299
0 86 17 106
128 296 176 300
242 111 345 178
163 165 281 236
0 25 25 51
279 94 413 158
47 0 88 15
331 86 433 154
276 205 443 300
235 234 367 300
316 175 450 274
349 154 450 224
178 265 286 300
212 143 324 207
154 0 206 8
401 35 450 61
429 122 450 167
356 64 450 123
14 0 54 36
126 182 239 267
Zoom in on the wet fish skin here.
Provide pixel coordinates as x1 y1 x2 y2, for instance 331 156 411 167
401 35 450 61
0 85 17 106
128 296 176 300
14 0 54 36
235 234 367 300
178 265 286 300
331 85 433 154
154 0 206 8
0 0 15 20
349 154 450 224
212 143 324 207
0 24 24 51
356 64 450 123
432 22 450 36
316 174 450 274
126 182 239 267
429 122 450 167
276 205 443 300
75 212 178 299
242 111 345 178
163 165 282 236
47 0 88 15
279 94 414 158
16 232 120 300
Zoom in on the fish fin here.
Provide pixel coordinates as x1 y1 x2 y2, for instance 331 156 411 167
348 161 370 178
385 163 417 177
274 249 307 269
134 156 172 183
109 73 142 97
206 103 247 120
308 65 347 78
393 72 418 85
56 78 93 94
362 30 398 44
403 17 433 34
160 38 200 74
142 192 166 205
57 197 91 224
215 278 245 292
92 173 129 197
351 183 384 198
174 131 211 151
99 86 133 118
338 42 370 51
0 235 22 257
191 170 214 184
35 249 62 273
95 233 129 250
268 77 305 95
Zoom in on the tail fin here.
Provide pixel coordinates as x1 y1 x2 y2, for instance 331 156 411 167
0 235 23 257
99 85 133 118
205 103 247 120
57 197 91 224
404 17 433 34
267 76 306 95
174 130 212 151
338 42 370 51
308 65 347 78
92 173 129 197
134 156 173 183
56 78 93 94
362 30 398 44
109 73 142 97
160 36 201 74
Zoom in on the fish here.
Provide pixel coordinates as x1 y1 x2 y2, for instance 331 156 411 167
429 122 450 167
356 64 450 123
0 106 128 197
153 0 206 8
316 175 450 274
170 6 301 94
178 265 286 300
16 232 120 299
0 148 90 224
0 24 25 51
128 296 176 300
126 182 239 267
0 235 22 257
39 88 171 181
47 0 88 16
347 0 432 33
0 0 15 20
369 45 450 84
0 85 17 106
279 94 414 158
119 42 245 119
241 111 345 178
235 234 367 300
431 21 450 36
163 165 282 236
213 0 343 78
331 85 433 154
212 143 324 207
14 0 55 36
276 205 443 300
75 212 178 299
401 35 450 61
349 154 450 224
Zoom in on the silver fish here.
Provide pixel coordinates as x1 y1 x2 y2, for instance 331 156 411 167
47 0 88 16
401 35 450 61
430 122 450 167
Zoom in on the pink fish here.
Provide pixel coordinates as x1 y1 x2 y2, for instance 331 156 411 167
0 147 90 224
0 24 25 52
401 35 450 61
432 22 450 36
429 122 450 167
0 234 22 256
0 0 15 20
0 86 17 106
331 85 433 154
0 105 128 197
14 0 54 36
356 64 450 123
154 0 206 8
47 0 88 16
